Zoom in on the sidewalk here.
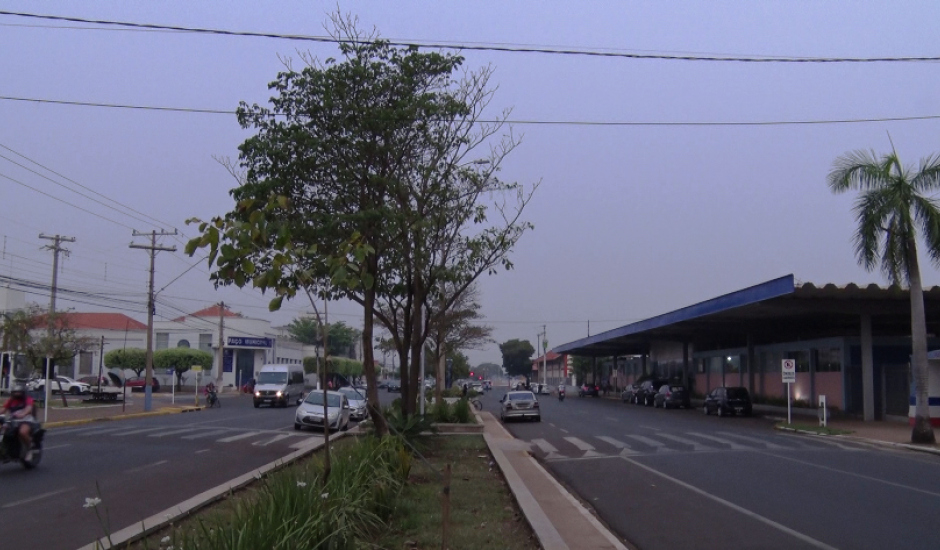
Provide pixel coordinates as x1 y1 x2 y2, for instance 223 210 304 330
480 411 630 550
37 390 237 427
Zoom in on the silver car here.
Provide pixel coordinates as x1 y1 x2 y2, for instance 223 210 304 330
338 387 368 421
499 391 541 422
294 390 350 432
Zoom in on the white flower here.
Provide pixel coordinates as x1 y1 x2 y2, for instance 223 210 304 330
296 481 307 488
161 536 171 543
83 497 101 508
320 492 329 499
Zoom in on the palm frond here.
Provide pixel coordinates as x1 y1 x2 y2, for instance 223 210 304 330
913 194 940 268
881 216 908 285
828 149 890 193
852 189 892 271
911 153 940 193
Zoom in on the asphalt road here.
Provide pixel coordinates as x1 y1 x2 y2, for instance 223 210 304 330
0 392 349 550
495 389 940 550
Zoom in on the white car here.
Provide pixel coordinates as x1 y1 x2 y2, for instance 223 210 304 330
338 387 368 421
28 376 91 395
294 390 350 432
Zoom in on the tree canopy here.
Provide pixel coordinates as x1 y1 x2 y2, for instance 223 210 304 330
286 318 361 359
500 338 535 377
153 348 213 389
105 348 147 377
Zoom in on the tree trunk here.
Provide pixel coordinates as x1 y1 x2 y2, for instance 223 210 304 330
362 285 388 437
907 239 936 444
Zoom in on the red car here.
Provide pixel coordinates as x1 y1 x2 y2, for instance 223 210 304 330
125 377 160 392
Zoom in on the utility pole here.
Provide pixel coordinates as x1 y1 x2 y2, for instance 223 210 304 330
542 325 548 387
40 233 75 407
130 230 177 412
217 301 225 389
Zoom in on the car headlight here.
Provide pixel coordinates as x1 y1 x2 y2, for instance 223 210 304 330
275 391 282 397
254 391 260 397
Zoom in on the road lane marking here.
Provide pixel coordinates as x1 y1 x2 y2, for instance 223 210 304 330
595 436 640 456
149 428 197 438
252 434 293 446
625 434 676 452
619 455 840 550
531 438 564 460
124 460 168 473
559 428 569 434
289 437 324 449
80 426 140 436
605 416 619 422
2 487 75 508
42 443 71 451
563 436 604 458
110 427 167 437
656 433 714 451
217 431 262 443
757 451 940 499
196 449 210 454
716 431 789 450
686 433 749 450
181 429 231 440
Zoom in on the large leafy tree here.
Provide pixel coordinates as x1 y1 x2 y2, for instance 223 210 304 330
286 318 361 359
153 348 213 390
105 348 147 377
500 338 535 377
829 147 940 444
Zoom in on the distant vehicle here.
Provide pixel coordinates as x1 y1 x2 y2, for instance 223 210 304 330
294 390 350 432
482 380 492 391
253 364 305 408
653 383 690 409
499 390 541 422
532 383 551 395
578 383 599 398
470 382 484 394
124 377 161 393
635 379 668 406
338 387 368 421
621 383 640 403
28 376 90 395
704 386 753 417
386 380 401 393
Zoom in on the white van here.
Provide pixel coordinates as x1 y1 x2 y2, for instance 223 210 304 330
253 364 306 408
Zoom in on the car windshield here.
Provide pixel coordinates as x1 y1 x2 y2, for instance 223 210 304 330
304 392 342 407
257 372 288 385
508 392 535 401
339 388 364 400
727 388 749 399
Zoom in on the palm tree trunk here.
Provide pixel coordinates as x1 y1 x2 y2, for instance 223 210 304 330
907 239 937 444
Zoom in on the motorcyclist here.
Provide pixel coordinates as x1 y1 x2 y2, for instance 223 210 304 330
204 381 217 405
1 381 35 461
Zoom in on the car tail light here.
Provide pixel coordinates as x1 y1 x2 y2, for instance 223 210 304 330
533 401 539 408
594 386 599 391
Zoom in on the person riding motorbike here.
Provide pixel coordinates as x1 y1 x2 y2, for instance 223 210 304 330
1 381 36 461
557 383 566 401
204 382 218 406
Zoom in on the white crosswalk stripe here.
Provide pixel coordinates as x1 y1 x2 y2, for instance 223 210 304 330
531 438 564 460
656 433 715 451
563 437 604 458
110 427 167 437
624 434 676 452
595 436 639 456
289 436 324 449
148 428 198 438
685 433 749 450
252 434 295 446
217 431 262 443
716 431 789 450
80 426 139 436
181 429 231 440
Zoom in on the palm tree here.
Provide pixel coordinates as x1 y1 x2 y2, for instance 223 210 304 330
828 147 940 444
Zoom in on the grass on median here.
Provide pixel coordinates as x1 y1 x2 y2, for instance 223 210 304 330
128 434 538 550
777 422 854 436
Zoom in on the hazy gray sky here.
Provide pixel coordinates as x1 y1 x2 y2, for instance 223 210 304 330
3 1 940 366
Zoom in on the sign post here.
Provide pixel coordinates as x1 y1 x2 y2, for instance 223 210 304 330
782 359 796 424
166 368 175 404
192 366 202 406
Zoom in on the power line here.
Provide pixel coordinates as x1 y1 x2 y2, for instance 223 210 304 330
0 143 181 232
3 94 939 127
0 170 134 229
2 10 940 64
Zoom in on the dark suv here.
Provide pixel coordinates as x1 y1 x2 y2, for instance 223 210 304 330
578 383 599 397
703 386 753 417
653 383 690 409
636 379 668 406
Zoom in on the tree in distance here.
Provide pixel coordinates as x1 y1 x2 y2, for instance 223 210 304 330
500 339 535 378
105 348 147 378
828 145 940 444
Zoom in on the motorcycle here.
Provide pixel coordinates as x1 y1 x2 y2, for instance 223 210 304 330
558 388 566 402
206 390 220 408
0 415 45 470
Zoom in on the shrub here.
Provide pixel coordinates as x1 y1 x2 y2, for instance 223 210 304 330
452 398 471 424
431 399 454 423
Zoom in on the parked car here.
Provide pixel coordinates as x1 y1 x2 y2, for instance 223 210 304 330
376 381 388 389
653 383 691 409
578 383 599 397
620 383 640 403
338 387 368 421
386 380 401 393
703 386 753 417
635 379 668 406
124 377 161 393
499 390 541 422
294 390 350 432
28 376 90 395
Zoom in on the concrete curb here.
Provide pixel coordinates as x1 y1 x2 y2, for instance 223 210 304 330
774 425 940 456
77 432 349 550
